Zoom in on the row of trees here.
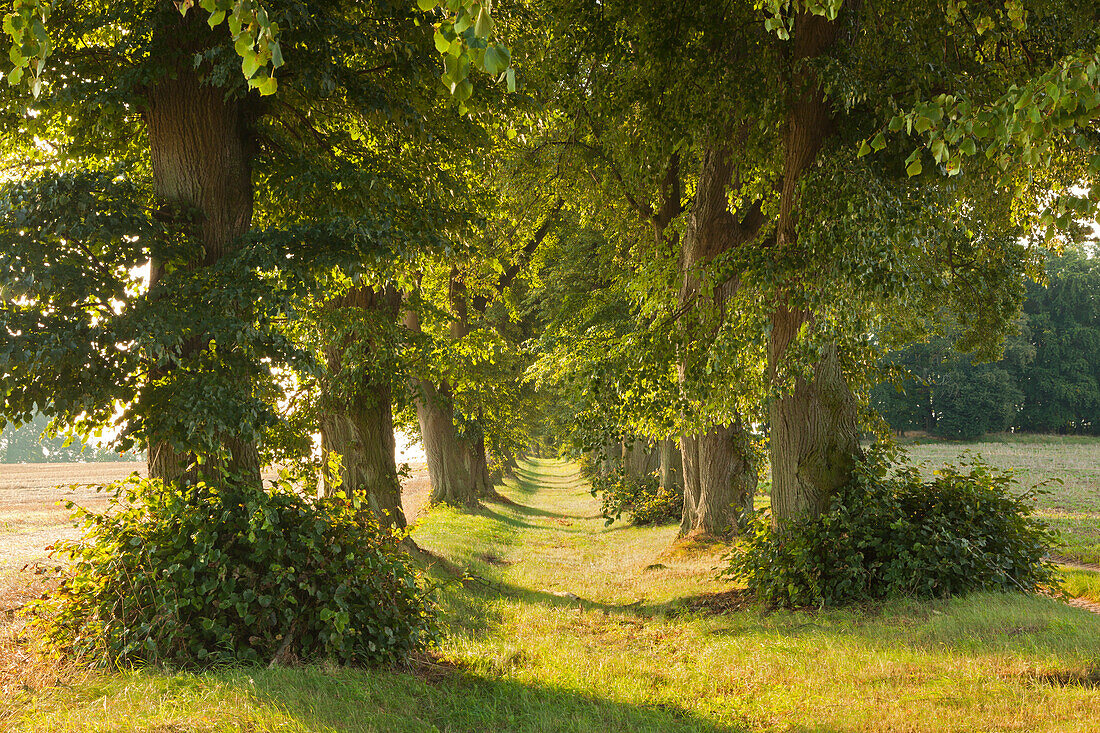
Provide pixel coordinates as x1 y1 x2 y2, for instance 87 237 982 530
525 0 1100 536
875 248 1100 439
1 1 1098 538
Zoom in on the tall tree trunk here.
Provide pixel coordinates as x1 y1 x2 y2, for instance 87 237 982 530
461 429 493 496
144 20 258 489
679 425 756 536
622 439 659 481
501 448 519 478
768 307 860 523
448 274 497 497
658 439 682 491
674 144 764 536
599 441 618 475
768 12 862 526
319 287 406 528
402 306 477 507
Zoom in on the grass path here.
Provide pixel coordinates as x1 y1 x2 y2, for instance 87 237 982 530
8 458 1100 732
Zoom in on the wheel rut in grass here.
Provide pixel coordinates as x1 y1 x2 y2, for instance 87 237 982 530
418 458 731 613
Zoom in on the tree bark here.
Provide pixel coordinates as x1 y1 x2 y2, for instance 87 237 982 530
768 307 860 523
622 439 659 481
674 143 764 536
448 275 498 498
461 428 494 496
658 438 682 491
679 425 756 536
402 305 478 507
767 12 862 526
144 18 258 489
319 286 406 528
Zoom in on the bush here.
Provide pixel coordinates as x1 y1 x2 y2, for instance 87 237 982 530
31 476 436 667
590 469 682 526
724 449 1056 607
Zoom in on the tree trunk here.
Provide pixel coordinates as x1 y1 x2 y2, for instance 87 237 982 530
599 441 619 475
320 385 404 528
461 430 494 496
767 13 862 526
658 439 682 490
501 448 519 478
402 306 477 507
448 274 497 497
622 439 659 481
768 308 861 524
679 425 756 536
319 287 406 529
144 21 258 489
674 143 763 537
415 378 477 507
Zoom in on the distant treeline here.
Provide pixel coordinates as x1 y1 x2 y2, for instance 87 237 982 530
874 250 1100 439
0 413 143 463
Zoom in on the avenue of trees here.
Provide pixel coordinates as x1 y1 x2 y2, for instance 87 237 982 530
0 0 1098 662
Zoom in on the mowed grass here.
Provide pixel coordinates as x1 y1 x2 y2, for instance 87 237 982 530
7 458 1100 732
900 434 1100 564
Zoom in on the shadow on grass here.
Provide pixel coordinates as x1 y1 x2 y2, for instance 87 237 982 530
246 661 748 733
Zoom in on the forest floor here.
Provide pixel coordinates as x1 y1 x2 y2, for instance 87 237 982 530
5 457 1100 731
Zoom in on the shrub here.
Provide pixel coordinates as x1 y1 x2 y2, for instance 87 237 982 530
31 475 436 667
724 449 1056 607
590 469 682 526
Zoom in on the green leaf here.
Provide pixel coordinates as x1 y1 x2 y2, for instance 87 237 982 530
474 6 493 38
208 9 225 28
7 65 23 85
906 158 923 177
870 132 886 152
433 29 449 53
417 0 438 9
506 66 515 93
483 45 508 75
454 8 472 32
454 78 473 102
931 139 948 164
241 50 261 79
857 140 871 158
234 34 253 57
256 75 277 95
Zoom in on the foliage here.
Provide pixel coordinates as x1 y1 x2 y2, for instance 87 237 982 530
1015 249 1100 434
0 413 142 463
587 462 681 527
724 450 1056 608
933 362 1021 440
873 250 1100 438
30 476 436 667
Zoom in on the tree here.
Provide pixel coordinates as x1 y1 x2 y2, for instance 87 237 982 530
1 0 511 521
402 191 561 507
522 0 1098 531
1015 249 1100 434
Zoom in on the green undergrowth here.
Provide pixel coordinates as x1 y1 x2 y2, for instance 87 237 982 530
903 435 1100 564
9 459 1100 732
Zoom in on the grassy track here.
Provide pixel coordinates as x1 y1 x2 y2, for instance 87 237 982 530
6 458 1100 732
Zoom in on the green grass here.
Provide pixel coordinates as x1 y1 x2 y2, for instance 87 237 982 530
902 434 1100 564
8 458 1100 732
1062 568 1100 604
